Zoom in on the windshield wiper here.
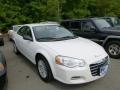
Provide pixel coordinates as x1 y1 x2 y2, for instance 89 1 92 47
38 37 57 39
37 37 58 41
60 36 78 39
37 36 78 41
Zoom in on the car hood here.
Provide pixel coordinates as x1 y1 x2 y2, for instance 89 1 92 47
102 27 120 35
115 25 120 29
41 37 107 63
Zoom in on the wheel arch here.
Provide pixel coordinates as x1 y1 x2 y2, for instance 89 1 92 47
103 36 120 46
35 52 55 77
35 53 46 64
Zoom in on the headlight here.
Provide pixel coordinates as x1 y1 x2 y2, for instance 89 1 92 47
0 63 4 72
55 56 85 68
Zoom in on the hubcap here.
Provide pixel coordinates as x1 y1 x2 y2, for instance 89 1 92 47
109 44 120 56
38 60 47 78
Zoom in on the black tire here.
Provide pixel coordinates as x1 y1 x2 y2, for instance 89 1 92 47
0 38 4 46
105 40 120 59
9 38 12 41
8 35 11 41
36 55 53 82
13 42 20 54
1 40 4 46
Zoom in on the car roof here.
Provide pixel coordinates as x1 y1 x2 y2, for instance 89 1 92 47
61 18 104 22
23 22 59 27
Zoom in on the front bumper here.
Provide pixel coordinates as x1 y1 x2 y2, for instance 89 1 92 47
0 73 7 89
54 59 108 84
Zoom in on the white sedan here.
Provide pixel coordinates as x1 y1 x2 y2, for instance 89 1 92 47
13 22 109 84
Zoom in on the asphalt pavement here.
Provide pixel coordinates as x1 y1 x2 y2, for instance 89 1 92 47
1 36 120 90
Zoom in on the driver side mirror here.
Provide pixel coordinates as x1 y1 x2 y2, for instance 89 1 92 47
84 27 96 32
23 35 33 41
90 27 96 32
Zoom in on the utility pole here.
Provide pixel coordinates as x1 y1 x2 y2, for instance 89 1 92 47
57 0 61 22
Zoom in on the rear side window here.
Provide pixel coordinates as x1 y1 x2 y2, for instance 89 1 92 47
17 26 26 36
61 21 70 29
17 26 33 39
70 21 81 30
25 26 33 38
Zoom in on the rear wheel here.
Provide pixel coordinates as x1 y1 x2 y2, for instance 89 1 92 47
0 38 4 46
9 37 12 41
13 42 19 54
36 55 53 82
1 40 4 46
105 40 120 59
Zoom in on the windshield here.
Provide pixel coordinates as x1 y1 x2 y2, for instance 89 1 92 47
33 25 76 41
107 17 119 26
113 18 120 25
93 19 111 29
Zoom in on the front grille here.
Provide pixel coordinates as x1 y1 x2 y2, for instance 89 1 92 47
90 56 108 76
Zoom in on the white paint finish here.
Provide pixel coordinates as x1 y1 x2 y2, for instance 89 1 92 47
14 22 109 84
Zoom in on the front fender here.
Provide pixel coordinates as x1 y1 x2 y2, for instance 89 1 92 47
35 48 57 77
103 35 120 46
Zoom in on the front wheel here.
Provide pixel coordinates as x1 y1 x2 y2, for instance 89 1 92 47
105 41 120 59
36 56 53 82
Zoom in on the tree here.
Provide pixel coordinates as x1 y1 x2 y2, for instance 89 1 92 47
0 0 120 31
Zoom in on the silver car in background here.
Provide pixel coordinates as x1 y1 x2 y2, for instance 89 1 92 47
8 25 22 41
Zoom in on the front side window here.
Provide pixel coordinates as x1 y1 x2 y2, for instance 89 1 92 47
82 21 96 31
33 25 76 41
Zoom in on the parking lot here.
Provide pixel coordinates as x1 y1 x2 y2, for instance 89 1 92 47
1 36 120 90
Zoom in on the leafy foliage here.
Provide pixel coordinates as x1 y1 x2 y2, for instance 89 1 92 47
0 0 120 30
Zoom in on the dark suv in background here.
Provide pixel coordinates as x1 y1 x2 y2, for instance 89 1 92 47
61 18 120 59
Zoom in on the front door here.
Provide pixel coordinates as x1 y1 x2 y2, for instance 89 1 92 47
21 26 35 62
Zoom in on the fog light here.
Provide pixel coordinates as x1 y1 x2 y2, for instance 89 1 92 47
71 76 81 80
